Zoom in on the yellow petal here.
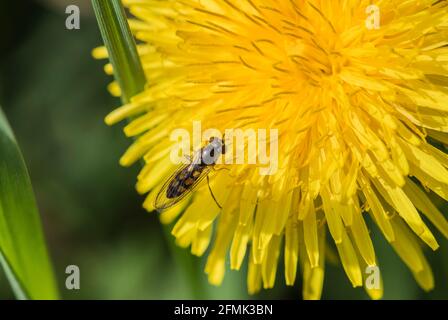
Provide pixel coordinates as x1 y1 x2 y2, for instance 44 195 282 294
230 222 252 270
303 203 319 268
403 178 448 238
350 211 376 267
321 187 344 244
301 224 325 300
284 216 299 286
335 229 363 288
261 234 282 289
247 254 262 295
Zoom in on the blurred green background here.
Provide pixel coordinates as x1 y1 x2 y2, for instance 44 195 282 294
0 0 446 300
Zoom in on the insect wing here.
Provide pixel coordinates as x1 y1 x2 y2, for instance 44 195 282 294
154 163 211 211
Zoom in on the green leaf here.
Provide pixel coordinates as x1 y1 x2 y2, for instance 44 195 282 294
91 0 146 104
0 107 59 299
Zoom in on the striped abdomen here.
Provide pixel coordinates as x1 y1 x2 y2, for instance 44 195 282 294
167 163 206 199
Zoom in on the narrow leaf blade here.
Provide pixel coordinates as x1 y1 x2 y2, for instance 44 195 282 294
0 108 59 299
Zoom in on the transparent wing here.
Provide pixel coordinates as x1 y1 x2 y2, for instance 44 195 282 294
154 163 212 212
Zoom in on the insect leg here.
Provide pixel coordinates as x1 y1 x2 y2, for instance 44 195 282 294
207 175 222 209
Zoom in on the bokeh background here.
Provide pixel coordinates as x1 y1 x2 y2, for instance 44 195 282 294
0 0 446 300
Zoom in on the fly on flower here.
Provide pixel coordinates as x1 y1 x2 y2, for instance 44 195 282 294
154 137 226 212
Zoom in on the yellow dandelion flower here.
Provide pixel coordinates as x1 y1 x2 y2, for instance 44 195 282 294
96 0 448 299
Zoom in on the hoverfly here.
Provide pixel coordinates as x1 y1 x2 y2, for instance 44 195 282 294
154 136 226 211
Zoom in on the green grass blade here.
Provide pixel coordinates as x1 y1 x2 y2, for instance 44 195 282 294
0 107 59 299
91 0 146 103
